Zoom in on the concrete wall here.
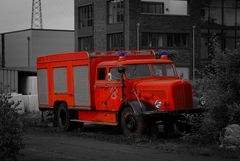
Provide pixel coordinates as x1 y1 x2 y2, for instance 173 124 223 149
4 29 74 68
5 30 31 67
31 30 74 67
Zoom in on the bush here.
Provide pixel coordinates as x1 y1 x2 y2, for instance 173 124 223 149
0 93 24 161
188 38 240 145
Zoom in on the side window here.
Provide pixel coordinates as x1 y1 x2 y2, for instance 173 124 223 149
97 68 106 80
110 68 121 80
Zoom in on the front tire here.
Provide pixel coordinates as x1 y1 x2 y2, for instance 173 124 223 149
121 107 146 136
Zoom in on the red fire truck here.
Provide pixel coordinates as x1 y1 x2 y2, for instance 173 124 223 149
37 50 202 135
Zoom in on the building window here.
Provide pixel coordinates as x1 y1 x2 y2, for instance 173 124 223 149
142 33 163 49
167 34 188 48
78 5 93 28
107 33 124 51
201 0 240 26
224 0 235 26
107 0 124 24
141 0 188 15
78 37 93 51
200 0 240 54
141 2 164 14
142 33 189 49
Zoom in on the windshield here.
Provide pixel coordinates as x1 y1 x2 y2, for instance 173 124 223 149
125 64 176 79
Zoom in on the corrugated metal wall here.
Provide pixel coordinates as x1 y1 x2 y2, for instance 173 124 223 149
0 68 18 93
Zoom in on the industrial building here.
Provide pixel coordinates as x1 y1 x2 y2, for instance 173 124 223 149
74 0 240 79
200 0 240 65
0 29 74 94
74 0 201 80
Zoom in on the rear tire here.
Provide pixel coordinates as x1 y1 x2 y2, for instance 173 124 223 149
56 103 73 131
121 107 146 136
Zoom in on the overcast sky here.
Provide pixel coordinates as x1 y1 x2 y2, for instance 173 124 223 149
0 0 74 34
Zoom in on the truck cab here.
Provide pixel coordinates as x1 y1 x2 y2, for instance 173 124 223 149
94 53 198 135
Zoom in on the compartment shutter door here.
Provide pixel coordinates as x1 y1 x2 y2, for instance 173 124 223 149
37 69 48 104
53 67 67 94
73 66 90 106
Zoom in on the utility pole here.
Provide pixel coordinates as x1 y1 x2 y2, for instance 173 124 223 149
192 25 196 82
31 0 43 29
136 23 140 50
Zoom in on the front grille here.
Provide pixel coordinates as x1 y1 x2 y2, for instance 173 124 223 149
173 84 193 110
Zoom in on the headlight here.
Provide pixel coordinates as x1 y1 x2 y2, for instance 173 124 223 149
199 97 206 106
154 100 162 109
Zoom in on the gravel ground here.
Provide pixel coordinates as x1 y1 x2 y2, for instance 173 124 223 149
17 113 240 161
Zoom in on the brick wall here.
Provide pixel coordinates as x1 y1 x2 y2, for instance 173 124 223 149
75 0 93 51
93 0 107 51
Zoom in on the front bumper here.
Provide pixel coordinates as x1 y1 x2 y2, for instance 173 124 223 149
142 107 205 122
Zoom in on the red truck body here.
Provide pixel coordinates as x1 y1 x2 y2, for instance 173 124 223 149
37 50 199 134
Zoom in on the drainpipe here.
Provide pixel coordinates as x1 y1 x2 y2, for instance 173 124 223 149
27 36 31 67
192 25 196 82
136 23 140 50
1 34 5 67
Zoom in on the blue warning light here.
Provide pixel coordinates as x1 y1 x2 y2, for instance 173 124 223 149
119 52 125 57
161 51 168 56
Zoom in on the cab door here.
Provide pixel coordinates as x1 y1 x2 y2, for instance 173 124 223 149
104 67 122 111
94 67 122 111
95 67 109 111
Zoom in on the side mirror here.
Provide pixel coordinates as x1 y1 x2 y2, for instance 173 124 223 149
179 73 184 80
108 73 112 81
118 66 126 73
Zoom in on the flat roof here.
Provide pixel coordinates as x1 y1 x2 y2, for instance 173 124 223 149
0 67 37 72
0 28 74 35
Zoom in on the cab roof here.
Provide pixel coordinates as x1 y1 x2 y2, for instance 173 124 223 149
97 59 173 67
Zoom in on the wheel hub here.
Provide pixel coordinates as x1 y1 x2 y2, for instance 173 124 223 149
126 115 136 131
